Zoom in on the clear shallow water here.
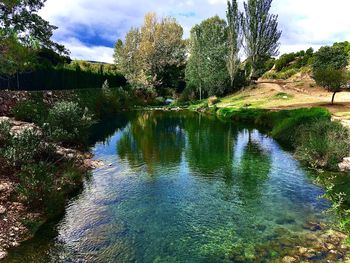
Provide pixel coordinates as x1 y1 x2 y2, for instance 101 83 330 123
5 111 333 262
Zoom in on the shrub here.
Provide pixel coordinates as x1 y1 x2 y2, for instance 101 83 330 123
0 121 11 148
17 162 55 208
295 120 350 170
269 108 331 145
11 100 48 124
3 128 56 167
46 101 94 146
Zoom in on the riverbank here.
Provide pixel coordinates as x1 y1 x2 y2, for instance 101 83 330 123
0 116 105 260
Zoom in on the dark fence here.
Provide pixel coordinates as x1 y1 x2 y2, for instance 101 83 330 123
0 67 127 91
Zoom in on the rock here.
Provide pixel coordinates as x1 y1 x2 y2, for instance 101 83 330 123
338 157 350 171
303 221 323 231
0 206 6 215
0 250 7 260
282 256 297 263
83 159 105 169
297 246 308 255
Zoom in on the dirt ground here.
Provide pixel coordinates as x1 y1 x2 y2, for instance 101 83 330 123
216 78 350 127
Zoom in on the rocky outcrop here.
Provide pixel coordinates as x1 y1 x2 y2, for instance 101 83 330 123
338 157 350 172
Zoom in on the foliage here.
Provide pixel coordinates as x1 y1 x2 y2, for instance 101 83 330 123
312 46 349 72
46 101 94 146
11 99 48 123
0 120 11 148
0 0 67 54
2 128 56 167
226 0 241 88
313 68 349 104
0 30 36 77
241 0 282 79
17 162 55 207
0 62 126 90
186 16 229 98
114 13 186 90
295 120 350 170
262 68 298 80
216 107 331 147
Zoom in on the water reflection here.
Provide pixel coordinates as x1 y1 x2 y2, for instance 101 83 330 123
4 110 333 263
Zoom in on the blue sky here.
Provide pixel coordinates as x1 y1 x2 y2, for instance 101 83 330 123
39 0 350 63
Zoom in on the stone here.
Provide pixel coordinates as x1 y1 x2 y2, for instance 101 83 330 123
0 206 6 215
0 250 7 260
282 256 297 263
338 157 350 171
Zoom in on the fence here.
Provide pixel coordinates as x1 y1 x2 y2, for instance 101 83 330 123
0 66 127 91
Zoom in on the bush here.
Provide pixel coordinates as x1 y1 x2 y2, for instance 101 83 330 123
0 121 11 148
295 120 350 170
17 162 55 207
268 108 331 145
11 100 48 124
3 128 56 167
46 101 94 146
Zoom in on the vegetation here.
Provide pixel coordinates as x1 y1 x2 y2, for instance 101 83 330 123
214 107 347 170
45 101 94 147
296 120 350 170
226 0 241 88
114 13 186 91
185 16 229 98
241 0 282 79
313 68 349 104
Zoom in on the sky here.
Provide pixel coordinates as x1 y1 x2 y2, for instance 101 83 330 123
39 0 350 63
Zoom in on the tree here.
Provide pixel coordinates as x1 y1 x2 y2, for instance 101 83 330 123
241 0 281 79
0 0 67 54
312 46 349 72
114 13 186 90
313 68 349 104
186 16 229 98
226 0 241 88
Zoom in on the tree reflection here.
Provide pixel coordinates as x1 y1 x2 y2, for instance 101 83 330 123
117 111 186 174
184 113 236 184
235 130 272 202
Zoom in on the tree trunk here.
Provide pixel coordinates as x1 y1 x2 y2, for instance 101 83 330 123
331 92 337 105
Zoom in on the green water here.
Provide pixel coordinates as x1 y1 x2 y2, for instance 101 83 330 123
5 111 334 262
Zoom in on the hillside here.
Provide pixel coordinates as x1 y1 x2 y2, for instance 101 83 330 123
193 76 350 127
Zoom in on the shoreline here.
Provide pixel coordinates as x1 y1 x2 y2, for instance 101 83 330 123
0 117 104 260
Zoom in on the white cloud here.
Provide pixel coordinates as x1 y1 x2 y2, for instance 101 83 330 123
61 38 114 63
39 0 350 62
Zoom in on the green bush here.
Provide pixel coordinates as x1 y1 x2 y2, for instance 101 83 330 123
3 128 56 167
0 121 11 148
11 100 48 124
268 108 331 145
18 162 55 208
295 120 350 170
46 101 94 146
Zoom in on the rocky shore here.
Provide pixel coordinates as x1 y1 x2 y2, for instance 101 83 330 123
0 117 104 260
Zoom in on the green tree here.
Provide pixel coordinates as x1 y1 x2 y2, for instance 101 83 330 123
312 46 349 72
241 0 282 79
313 68 349 105
0 0 66 53
185 16 229 98
114 13 186 90
226 0 241 88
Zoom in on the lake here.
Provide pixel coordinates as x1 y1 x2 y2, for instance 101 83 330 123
4 111 334 262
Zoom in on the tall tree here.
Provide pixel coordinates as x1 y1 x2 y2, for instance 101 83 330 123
241 0 281 79
0 0 67 54
114 13 186 90
226 0 241 88
186 16 229 98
